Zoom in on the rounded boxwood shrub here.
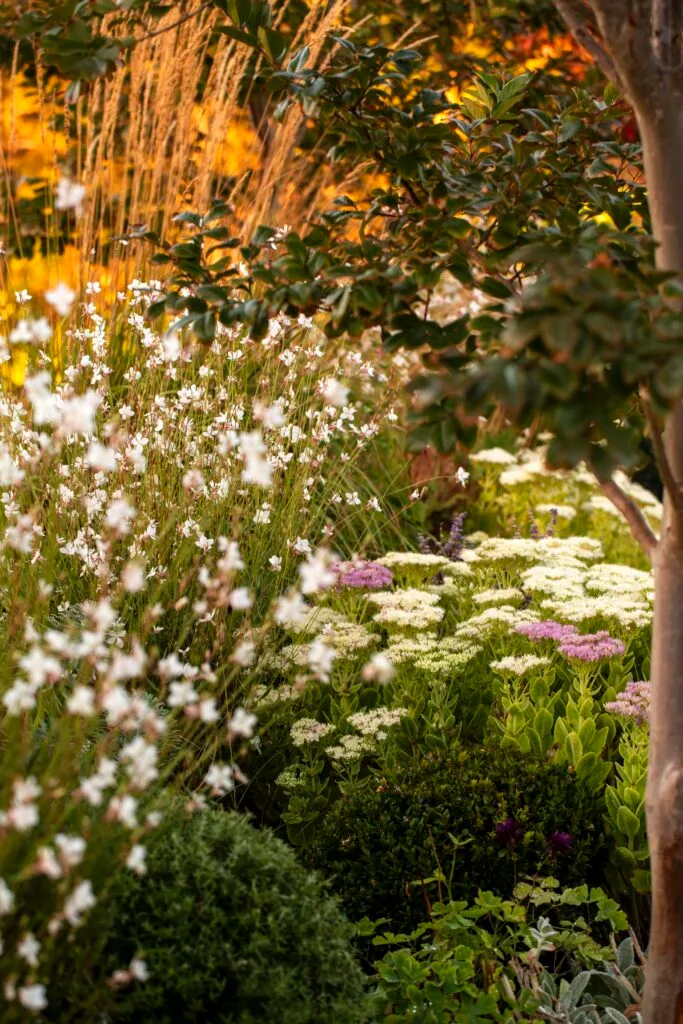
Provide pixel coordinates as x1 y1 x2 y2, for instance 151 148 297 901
51 807 369 1024
303 746 607 935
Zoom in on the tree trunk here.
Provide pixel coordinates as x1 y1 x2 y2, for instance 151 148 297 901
637 108 683 1024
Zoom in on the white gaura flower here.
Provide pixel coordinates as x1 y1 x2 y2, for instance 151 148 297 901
3 679 40 715
307 637 336 681
10 317 52 345
198 698 219 723
322 378 349 407
63 879 96 926
218 538 245 570
55 834 86 868
361 652 396 683
45 282 76 316
55 176 86 214
182 469 205 493
121 737 159 789
126 844 147 875
18 932 41 967
0 878 15 915
67 685 96 717
274 590 310 628
85 441 118 473
254 400 286 428
0 448 24 487
130 958 149 981
228 587 252 611
105 497 135 534
108 795 138 828
299 547 338 594
121 561 146 593
79 757 117 806
162 332 181 362
228 707 257 738
168 681 198 707
24 371 60 425
101 686 133 724
204 763 234 795
20 646 62 685
18 984 48 1013
59 390 102 435
231 639 256 667
238 430 272 487
35 846 62 879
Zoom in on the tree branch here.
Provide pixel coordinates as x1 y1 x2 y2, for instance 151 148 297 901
600 478 658 559
134 2 213 44
641 391 683 518
552 0 623 87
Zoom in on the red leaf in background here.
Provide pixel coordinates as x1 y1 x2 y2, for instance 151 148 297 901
620 116 640 144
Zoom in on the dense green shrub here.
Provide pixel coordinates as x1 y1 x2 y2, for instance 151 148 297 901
50 808 369 1024
304 747 607 935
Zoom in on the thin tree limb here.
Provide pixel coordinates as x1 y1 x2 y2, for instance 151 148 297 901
134 2 214 44
641 391 683 518
552 0 623 87
600 478 658 559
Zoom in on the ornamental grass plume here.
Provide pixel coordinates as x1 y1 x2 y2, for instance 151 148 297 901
605 681 652 724
558 630 625 663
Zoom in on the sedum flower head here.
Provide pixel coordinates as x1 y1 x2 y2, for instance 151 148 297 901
490 654 551 675
470 447 516 465
325 734 375 760
290 718 334 747
347 707 407 736
605 681 651 724
558 630 625 663
473 587 524 606
336 560 393 590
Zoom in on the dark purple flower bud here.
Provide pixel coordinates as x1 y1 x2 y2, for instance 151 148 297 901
495 817 521 848
443 511 467 562
418 534 434 556
548 831 573 857
545 508 558 538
